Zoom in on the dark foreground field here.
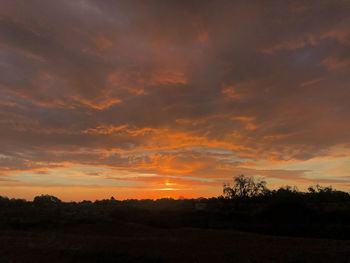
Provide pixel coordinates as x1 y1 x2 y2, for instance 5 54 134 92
2 187 350 262
1 222 350 263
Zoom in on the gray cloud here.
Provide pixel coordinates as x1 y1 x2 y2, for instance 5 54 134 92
0 0 349 192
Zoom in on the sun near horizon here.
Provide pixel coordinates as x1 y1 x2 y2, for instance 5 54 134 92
0 0 350 201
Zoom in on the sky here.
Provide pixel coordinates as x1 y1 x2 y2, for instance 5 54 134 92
0 0 349 201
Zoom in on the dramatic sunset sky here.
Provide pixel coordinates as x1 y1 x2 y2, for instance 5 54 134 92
0 0 349 201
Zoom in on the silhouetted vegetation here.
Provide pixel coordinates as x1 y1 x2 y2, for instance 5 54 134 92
1 175 350 262
223 174 268 198
1 175 349 239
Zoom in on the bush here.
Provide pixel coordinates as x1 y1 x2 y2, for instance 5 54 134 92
33 194 62 207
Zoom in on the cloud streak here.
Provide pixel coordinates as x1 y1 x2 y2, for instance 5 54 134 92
0 0 349 200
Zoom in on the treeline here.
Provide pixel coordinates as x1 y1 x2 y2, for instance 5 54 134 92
0 175 350 239
223 174 350 202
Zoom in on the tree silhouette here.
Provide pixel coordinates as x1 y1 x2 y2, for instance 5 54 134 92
33 194 62 207
223 174 268 198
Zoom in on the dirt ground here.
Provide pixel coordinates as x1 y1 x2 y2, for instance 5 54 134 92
0 223 349 263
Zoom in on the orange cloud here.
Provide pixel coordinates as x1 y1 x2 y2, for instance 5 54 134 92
0 0 349 200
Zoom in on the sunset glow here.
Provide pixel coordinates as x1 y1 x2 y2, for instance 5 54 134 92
0 0 349 201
